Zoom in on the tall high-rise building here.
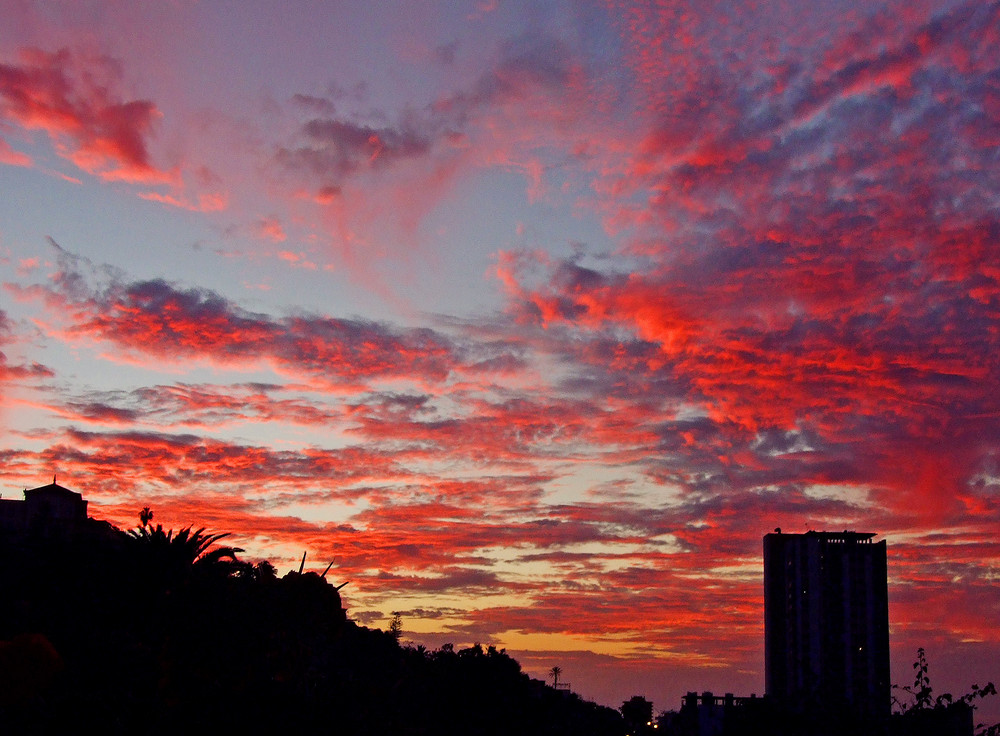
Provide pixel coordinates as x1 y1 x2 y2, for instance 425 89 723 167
763 530 890 721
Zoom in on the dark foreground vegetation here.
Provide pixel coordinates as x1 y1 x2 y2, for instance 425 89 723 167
5 514 996 736
0 518 623 735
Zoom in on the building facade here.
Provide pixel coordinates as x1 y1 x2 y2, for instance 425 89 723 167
763 530 890 722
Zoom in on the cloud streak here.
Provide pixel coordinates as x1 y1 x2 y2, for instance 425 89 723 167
11 245 482 389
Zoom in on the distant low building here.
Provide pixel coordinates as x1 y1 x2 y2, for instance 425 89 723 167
659 691 766 736
0 478 90 539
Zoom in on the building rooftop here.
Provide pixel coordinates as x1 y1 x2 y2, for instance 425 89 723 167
765 529 877 542
25 478 85 499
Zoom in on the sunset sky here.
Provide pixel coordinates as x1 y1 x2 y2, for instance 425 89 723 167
2 0 999 718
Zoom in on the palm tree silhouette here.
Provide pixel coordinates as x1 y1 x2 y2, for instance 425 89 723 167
127 524 243 581
550 666 562 688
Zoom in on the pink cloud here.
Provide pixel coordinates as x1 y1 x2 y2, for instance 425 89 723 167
277 250 317 270
257 217 288 243
0 137 31 166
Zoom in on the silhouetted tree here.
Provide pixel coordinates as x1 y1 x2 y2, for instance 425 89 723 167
236 559 277 582
551 665 563 688
621 695 654 735
893 648 999 736
127 524 242 577
388 611 403 641
139 506 153 528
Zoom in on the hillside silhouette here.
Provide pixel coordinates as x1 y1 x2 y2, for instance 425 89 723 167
0 516 624 735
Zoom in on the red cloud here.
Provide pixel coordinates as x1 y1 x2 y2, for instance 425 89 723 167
0 48 169 183
497 1 1000 524
3 4 1000 720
